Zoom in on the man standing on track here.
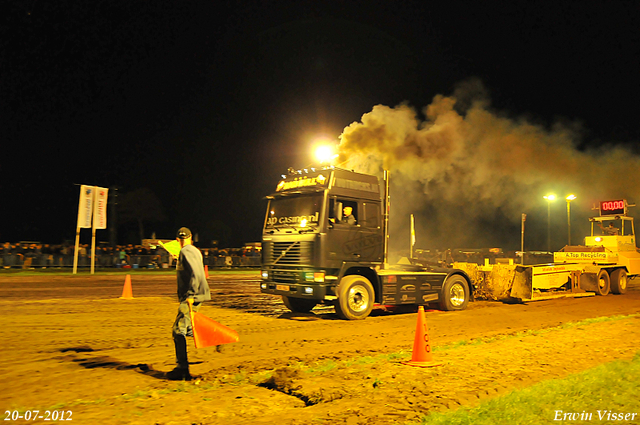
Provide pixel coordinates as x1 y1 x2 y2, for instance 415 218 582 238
167 227 211 380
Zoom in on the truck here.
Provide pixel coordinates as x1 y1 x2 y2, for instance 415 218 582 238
259 166 473 320
454 199 639 302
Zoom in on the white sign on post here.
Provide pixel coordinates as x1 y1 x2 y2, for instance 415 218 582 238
93 187 109 229
77 185 94 228
90 187 109 274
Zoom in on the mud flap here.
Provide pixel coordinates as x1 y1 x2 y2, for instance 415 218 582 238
508 266 533 301
577 272 599 293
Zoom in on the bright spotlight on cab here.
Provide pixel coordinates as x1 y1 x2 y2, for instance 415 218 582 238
315 145 336 163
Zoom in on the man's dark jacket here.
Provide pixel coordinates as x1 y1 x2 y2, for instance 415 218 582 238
176 244 211 303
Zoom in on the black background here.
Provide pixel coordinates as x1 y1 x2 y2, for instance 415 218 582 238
3 1 639 248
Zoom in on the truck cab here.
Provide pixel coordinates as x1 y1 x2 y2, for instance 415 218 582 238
260 167 472 319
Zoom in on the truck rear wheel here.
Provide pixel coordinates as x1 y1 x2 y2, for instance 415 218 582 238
610 269 627 294
334 275 374 320
282 296 318 313
594 269 610 296
439 275 469 311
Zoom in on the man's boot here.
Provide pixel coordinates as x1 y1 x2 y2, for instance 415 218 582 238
167 334 192 380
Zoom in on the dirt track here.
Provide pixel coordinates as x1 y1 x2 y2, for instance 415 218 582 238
1 272 640 424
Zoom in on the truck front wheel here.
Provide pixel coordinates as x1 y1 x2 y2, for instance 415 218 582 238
334 275 374 320
610 269 627 295
439 275 470 311
282 296 318 313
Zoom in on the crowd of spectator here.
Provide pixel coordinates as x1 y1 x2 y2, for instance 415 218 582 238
0 242 261 269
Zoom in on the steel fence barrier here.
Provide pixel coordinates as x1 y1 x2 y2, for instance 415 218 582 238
1 253 261 269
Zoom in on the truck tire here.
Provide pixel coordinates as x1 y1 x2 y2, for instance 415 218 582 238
282 296 318 313
594 269 610 296
610 269 627 295
334 275 374 320
439 275 469 311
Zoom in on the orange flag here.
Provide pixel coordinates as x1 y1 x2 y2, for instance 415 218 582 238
187 300 239 348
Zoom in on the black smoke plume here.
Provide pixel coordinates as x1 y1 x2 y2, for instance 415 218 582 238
337 80 639 253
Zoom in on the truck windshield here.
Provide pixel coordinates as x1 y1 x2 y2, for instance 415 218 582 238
264 194 323 232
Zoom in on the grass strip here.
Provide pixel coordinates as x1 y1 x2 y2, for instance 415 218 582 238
434 314 638 352
415 351 640 425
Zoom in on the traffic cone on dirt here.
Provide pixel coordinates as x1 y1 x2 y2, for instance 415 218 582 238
120 274 133 299
204 265 209 279
187 299 239 349
402 306 442 368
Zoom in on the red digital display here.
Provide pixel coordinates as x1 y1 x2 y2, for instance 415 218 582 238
599 199 625 216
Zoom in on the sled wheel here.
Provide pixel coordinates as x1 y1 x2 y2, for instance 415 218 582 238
594 269 610 296
610 269 627 295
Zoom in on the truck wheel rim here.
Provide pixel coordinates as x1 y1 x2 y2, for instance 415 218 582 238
449 283 466 307
348 284 369 313
620 274 627 290
598 277 607 290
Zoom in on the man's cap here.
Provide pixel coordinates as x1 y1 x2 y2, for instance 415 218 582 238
177 227 192 239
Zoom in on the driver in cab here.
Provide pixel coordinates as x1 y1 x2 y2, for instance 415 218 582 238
598 222 620 236
342 206 356 225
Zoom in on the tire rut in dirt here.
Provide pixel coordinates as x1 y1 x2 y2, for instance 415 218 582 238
258 366 348 406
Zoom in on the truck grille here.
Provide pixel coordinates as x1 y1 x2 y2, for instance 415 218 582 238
272 270 298 284
266 241 314 266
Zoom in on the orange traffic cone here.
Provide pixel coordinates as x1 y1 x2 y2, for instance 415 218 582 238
187 299 239 348
120 274 134 299
402 306 442 367
204 265 209 279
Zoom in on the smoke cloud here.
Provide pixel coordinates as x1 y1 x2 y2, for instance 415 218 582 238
337 80 640 252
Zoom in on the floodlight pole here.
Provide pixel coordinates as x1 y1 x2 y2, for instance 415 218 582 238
544 195 556 252
567 200 571 246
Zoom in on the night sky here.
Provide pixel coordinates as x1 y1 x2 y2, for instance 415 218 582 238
3 1 640 249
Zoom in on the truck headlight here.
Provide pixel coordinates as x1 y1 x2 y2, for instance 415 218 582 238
261 270 269 280
305 272 325 282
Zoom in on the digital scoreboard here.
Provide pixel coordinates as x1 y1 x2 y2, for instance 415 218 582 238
599 199 626 216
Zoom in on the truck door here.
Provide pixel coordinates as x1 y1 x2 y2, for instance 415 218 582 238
327 197 382 264
357 201 383 262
